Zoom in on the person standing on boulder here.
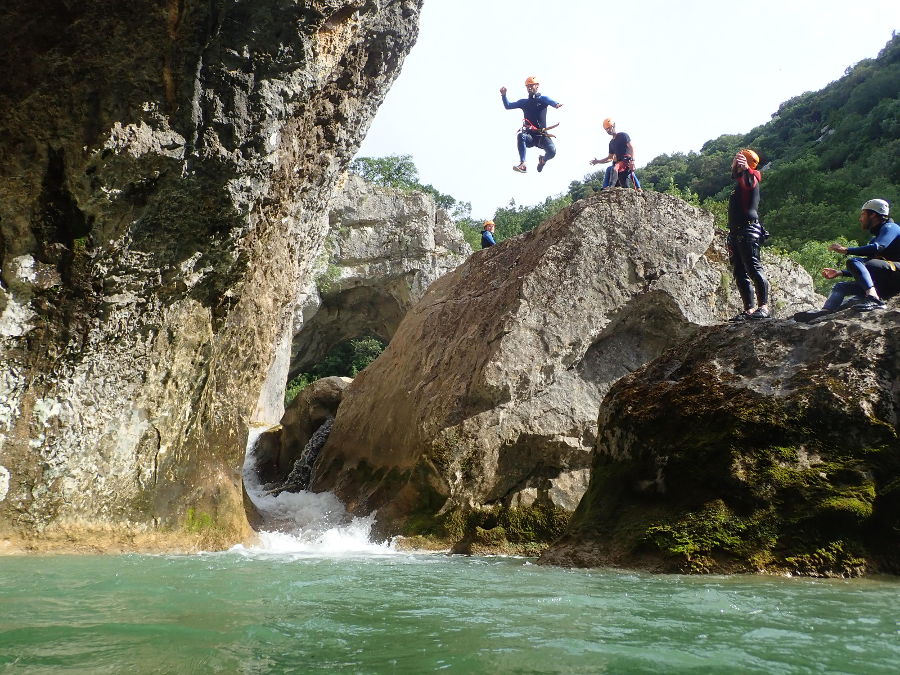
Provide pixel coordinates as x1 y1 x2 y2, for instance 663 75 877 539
590 118 641 190
501 76 563 174
726 149 770 321
481 220 497 249
794 199 899 321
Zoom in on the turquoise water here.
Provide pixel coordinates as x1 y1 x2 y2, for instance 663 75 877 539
1 549 898 674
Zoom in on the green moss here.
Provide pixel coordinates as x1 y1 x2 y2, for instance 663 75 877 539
473 525 507 546
816 495 873 522
184 507 215 533
645 500 746 558
401 502 571 550
497 504 570 543
785 541 867 577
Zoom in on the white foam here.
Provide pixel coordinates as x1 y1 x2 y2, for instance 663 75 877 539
240 426 396 557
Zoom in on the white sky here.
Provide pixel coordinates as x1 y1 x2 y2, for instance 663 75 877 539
357 0 899 220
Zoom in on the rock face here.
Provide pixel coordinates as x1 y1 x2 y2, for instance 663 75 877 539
539 303 900 576
312 189 821 540
251 376 351 490
0 1 423 550
290 173 470 377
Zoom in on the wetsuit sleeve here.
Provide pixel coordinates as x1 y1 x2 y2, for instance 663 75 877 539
846 222 900 257
503 94 524 110
538 95 560 107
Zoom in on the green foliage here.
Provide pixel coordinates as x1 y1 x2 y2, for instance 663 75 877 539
285 335 386 405
350 154 476 245
565 35 900 259
701 198 729 230
456 216 484 250
315 263 341 294
349 154 420 189
780 237 852 294
284 373 316 406
492 193 572 242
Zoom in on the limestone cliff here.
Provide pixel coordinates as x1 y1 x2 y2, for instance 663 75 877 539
291 173 470 377
539 303 900 576
312 189 821 544
0 0 423 551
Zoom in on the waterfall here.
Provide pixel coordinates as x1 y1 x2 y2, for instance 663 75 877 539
270 417 334 495
241 423 396 555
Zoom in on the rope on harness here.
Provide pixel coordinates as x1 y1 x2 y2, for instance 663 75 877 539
520 118 559 138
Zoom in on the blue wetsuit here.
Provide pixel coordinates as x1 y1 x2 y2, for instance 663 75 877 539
502 92 559 163
824 219 900 309
481 229 496 248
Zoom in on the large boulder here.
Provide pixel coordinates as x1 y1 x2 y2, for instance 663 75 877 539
0 1 423 552
290 174 470 377
251 376 351 488
539 303 900 576
312 189 821 542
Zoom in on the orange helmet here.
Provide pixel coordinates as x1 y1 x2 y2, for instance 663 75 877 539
484 220 495 227
602 117 615 130
740 149 760 169
524 76 540 86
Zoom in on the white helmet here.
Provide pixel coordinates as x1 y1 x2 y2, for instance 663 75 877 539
861 199 890 216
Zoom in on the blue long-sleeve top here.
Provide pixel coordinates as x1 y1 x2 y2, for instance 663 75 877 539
481 230 496 248
846 219 900 260
502 92 559 129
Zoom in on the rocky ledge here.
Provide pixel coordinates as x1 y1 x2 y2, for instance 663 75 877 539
539 302 899 576
312 188 820 551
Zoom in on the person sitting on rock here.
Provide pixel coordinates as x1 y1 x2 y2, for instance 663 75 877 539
501 76 563 174
589 118 641 190
794 199 899 321
726 149 770 321
481 220 497 248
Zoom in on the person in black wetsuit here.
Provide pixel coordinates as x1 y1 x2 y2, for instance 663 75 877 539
481 220 497 249
500 76 563 174
727 148 770 321
794 199 900 321
590 118 641 190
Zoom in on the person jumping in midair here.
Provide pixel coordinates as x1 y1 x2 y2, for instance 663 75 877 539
500 76 563 174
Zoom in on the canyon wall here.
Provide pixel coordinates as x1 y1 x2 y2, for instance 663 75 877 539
0 0 423 551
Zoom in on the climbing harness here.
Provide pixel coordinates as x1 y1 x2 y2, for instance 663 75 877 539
519 118 559 138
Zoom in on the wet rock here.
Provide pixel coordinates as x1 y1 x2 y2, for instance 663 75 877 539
539 302 900 576
252 376 351 488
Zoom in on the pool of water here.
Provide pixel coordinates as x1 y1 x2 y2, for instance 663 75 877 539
2 544 898 674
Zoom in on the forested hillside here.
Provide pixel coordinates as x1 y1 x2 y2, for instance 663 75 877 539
352 36 898 287
574 35 899 249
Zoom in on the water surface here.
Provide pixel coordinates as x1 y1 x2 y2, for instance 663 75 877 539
2 545 897 673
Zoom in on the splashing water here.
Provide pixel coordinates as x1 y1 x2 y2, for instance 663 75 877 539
241 424 396 556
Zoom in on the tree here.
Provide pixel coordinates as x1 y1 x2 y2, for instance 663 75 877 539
349 154 419 189
285 335 387 405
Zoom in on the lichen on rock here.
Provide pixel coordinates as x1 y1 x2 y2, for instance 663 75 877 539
539 306 900 576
